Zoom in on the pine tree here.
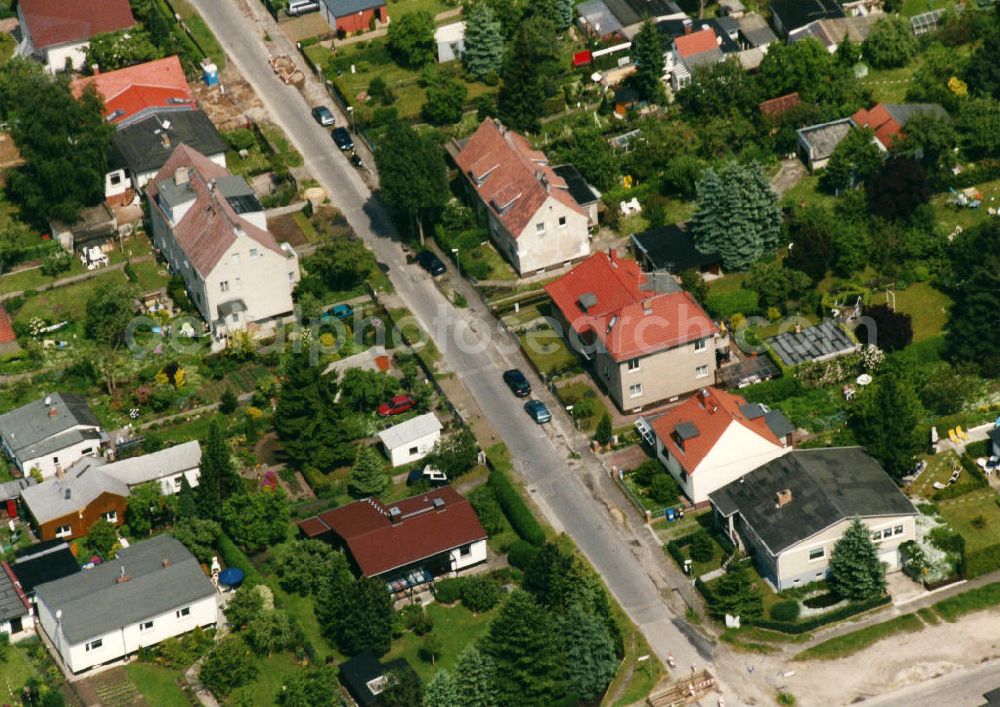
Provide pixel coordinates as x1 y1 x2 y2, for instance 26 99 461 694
219 388 238 415
829 518 886 600
348 446 390 498
594 412 613 445
463 2 504 81
176 475 197 519
691 161 782 271
630 19 665 103
484 591 568 705
196 420 240 519
556 606 618 700
848 372 923 480
498 21 549 133
710 559 763 620
423 670 459 707
454 645 498 706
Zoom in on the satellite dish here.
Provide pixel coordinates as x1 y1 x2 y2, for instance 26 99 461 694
56 609 62 621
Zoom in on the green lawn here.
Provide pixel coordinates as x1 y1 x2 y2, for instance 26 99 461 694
466 241 516 281
781 174 837 211
130 260 172 293
292 211 321 243
938 488 1000 554
794 613 924 661
227 652 302 706
0 642 40 699
386 0 453 18
933 581 1000 622
126 664 190 707
931 178 1000 235
900 0 955 17
266 581 341 661
383 602 497 683
13 271 131 325
861 63 918 104
555 380 609 433
892 282 952 343
519 324 582 378
706 271 750 295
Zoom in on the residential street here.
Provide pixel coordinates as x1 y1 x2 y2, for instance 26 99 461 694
186 0 725 698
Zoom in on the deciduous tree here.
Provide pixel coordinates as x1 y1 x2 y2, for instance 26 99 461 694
84 280 139 393
855 304 913 352
220 490 290 553
943 221 1000 375
126 480 175 536
200 636 258 697
324 577 394 656
965 26 1000 99
421 75 468 125
245 609 293 656
866 157 931 221
171 517 221 564
829 517 886 600
375 120 449 243
269 539 351 596
277 665 339 707
387 11 435 67
822 127 882 193
87 519 117 556
85 30 161 72
864 16 918 69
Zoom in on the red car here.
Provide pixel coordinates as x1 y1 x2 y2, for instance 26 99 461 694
377 395 416 417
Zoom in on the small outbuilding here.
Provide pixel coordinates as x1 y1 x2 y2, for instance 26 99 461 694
340 651 418 706
434 21 465 63
0 562 34 641
797 118 854 171
377 413 442 468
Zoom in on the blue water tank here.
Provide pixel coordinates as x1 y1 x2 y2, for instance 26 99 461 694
203 63 219 86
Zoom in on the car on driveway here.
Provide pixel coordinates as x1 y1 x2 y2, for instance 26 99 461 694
415 250 446 276
524 399 551 424
377 395 416 417
311 106 335 126
502 369 531 397
332 127 354 151
321 303 353 321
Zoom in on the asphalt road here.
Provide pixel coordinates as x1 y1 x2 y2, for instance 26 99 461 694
187 0 720 693
863 659 1000 707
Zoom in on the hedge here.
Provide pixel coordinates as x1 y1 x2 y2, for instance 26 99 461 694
749 595 891 634
770 600 801 622
487 468 545 547
507 539 539 570
217 531 261 587
434 577 465 604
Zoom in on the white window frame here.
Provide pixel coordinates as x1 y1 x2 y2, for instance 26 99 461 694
139 620 154 632
249 248 259 259
535 221 545 235
628 383 643 399
103 511 117 523
693 338 707 352
558 215 567 228
176 607 191 619
459 544 472 557
220 281 229 293
55 525 72 538
808 547 824 561
894 524 904 535
695 364 709 378
86 638 103 652
626 358 640 372
871 530 882 543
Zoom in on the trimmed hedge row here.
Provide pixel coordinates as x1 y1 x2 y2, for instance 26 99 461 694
217 531 261 587
508 539 540 570
488 468 545 547
750 595 891 634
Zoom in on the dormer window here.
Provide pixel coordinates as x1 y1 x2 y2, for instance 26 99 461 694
470 163 499 186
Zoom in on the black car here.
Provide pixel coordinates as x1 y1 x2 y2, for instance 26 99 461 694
502 369 531 397
415 250 446 276
332 127 354 151
310 106 335 126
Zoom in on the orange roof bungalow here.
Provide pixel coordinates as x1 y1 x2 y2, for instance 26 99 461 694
850 103 947 150
71 56 196 128
544 250 728 412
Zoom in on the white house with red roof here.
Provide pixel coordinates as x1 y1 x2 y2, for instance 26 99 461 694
17 0 136 73
146 145 299 341
545 250 727 411
297 487 487 585
452 118 591 276
644 386 793 504
71 56 196 127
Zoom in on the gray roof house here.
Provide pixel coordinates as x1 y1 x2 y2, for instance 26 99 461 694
35 535 218 673
710 448 918 590
0 562 33 641
21 458 129 528
0 393 102 479
796 118 855 171
99 441 201 492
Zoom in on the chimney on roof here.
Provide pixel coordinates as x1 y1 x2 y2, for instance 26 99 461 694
115 565 130 583
174 166 189 186
91 64 100 75
160 132 172 150
162 558 171 568
388 506 402 523
48 406 57 418
775 489 793 509
683 17 693 33
608 247 617 265
642 298 653 315
44 395 51 406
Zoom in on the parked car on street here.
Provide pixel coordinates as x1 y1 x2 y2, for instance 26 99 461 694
416 250 446 276
377 395 416 417
524 400 552 424
311 106 335 126
503 369 531 397
332 127 354 151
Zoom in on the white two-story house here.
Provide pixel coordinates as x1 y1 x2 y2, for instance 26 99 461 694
17 0 136 73
452 118 591 276
35 535 217 673
146 145 299 341
0 393 102 480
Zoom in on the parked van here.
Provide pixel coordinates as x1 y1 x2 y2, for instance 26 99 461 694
287 0 320 16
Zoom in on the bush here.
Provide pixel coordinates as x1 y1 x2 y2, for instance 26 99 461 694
469 486 506 536
401 605 434 635
749 596 891 634
688 532 714 563
770 600 801 622
649 474 680 505
461 576 504 612
200 636 258 697
488 469 545 547
802 592 842 609
507 539 539 570
217 531 262 587
433 577 465 604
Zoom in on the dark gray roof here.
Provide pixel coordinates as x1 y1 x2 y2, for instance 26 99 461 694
21 458 129 525
552 165 600 206
988 427 1000 445
0 393 100 459
767 320 858 366
764 410 795 439
111 110 227 176
216 175 262 215
605 0 683 26
710 448 917 554
156 179 195 209
217 299 248 317
740 18 778 47
631 223 721 272
11 542 79 595
770 0 844 34
740 403 766 420
675 421 701 440
882 103 948 127
0 564 29 621
340 651 415 706
322 0 386 17
797 119 854 161
0 478 34 502
34 535 214 645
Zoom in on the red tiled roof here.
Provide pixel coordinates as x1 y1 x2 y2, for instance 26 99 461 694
851 104 901 148
759 92 801 118
145 145 285 276
71 56 195 126
20 0 135 50
650 387 782 474
0 307 15 345
544 251 718 361
297 487 487 577
454 118 585 238
675 27 719 58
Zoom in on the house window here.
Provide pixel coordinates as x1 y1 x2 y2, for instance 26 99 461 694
235 277 242 290
288 272 295 283
558 216 567 228
176 607 191 619
694 338 707 352
220 281 229 292
174 477 184 490
535 222 545 235
459 544 472 557
250 248 259 259
894 525 904 535
140 621 154 632
231 313 239 324
695 365 709 378
110 173 122 186
882 528 892 539
231 253 240 265
55 525 72 538
85 639 103 652
627 358 640 372
408 446 419 455
103 511 117 523
871 531 882 543
81 448 93 455
808 547 824 561
629 383 643 399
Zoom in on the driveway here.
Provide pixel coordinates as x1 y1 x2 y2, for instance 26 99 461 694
185 0 725 698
